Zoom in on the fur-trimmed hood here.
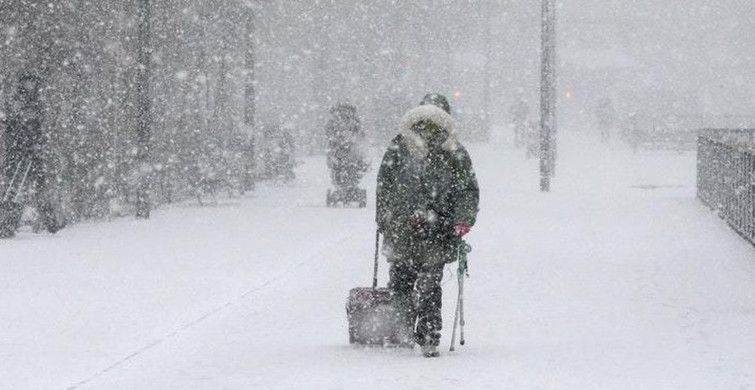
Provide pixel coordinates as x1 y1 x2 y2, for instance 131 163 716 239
398 105 459 160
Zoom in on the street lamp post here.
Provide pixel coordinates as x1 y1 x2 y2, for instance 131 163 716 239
243 2 257 192
482 0 493 138
136 0 152 218
539 0 557 192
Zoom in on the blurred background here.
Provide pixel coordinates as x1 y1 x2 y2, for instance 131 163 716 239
1 0 754 221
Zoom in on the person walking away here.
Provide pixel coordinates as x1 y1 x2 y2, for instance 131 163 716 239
1 74 64 238
509 96 529 148
376 93 480 357
595 96 616 144
326 103 367 190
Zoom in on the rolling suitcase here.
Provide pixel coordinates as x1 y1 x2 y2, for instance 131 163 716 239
346 231 409 346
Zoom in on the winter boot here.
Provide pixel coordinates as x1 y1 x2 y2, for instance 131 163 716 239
416 332 441 357
421 343 440 358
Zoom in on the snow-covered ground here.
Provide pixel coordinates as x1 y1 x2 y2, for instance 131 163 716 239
2 128 755 390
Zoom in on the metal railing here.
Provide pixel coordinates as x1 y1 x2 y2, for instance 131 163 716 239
697 129 755 246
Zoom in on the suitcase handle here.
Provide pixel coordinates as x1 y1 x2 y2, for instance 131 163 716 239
372 230 379 289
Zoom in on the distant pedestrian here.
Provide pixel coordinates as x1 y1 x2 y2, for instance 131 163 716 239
595 96 616 144
510 96 529 148
1 74 64 237
326 103 367 190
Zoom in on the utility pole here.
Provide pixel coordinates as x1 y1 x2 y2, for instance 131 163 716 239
482 0 493 139
243 3 257 192
539 0 557 192
136 0 152 218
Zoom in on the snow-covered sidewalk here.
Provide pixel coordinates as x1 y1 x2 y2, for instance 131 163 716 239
1 130 754 390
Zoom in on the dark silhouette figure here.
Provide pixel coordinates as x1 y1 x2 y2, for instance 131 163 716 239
325 104 368 207
595 97 616 144
1 74 64 238
376 93 479 357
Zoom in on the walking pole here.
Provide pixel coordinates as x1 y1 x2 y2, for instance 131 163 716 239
450 240 471 352
458 242 470 346
459 248 467 346
450 269 461 351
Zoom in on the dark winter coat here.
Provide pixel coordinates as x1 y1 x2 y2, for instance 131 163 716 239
4 76 44 170
1 76 63 236
376 105 479 265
